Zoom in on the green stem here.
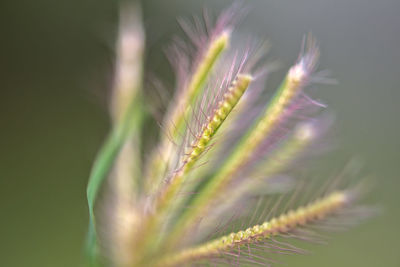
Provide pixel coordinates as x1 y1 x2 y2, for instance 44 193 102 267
85 96 144 265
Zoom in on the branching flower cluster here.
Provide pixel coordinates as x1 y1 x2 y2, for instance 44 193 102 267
85 3 371 267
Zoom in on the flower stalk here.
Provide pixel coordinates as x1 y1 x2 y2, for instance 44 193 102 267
156 191 349 267
84 4 371 267
144 31 231 195
133 74 253 263
85 3 145 264
164 48 319 248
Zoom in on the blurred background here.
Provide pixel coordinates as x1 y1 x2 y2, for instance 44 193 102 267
0 0 399 266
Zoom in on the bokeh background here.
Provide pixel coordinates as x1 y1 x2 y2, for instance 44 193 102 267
1 0 399 266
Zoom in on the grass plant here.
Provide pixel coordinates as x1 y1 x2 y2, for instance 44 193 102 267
85 3 372 266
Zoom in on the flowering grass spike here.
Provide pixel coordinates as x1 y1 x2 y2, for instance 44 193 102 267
85 3 372 267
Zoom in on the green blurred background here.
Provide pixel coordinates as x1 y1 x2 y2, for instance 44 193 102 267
0 0 399 266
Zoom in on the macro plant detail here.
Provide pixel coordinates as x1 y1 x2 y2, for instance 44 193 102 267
85 3 372 267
